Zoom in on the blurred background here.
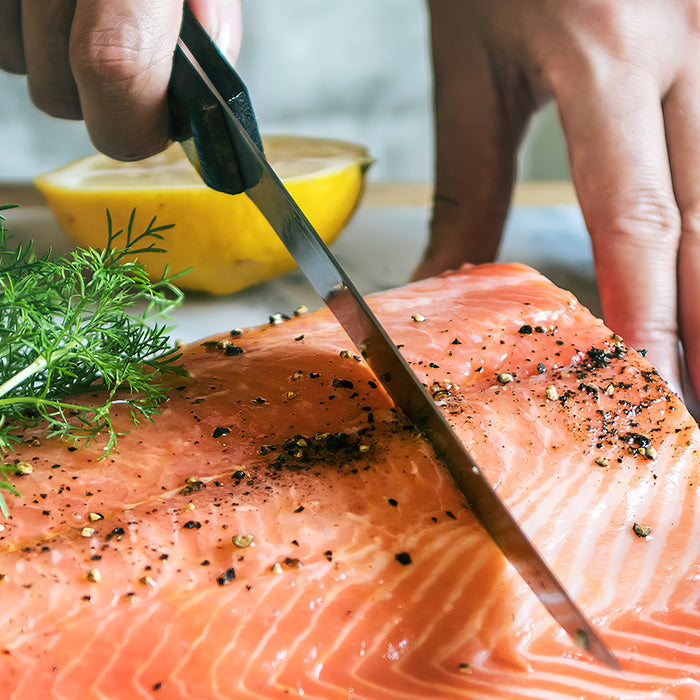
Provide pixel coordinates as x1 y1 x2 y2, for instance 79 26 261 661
0 0 570 185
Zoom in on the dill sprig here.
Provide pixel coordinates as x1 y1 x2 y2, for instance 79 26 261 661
0 205 187 515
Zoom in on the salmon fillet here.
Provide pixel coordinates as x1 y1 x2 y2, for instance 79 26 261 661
1 262 698 699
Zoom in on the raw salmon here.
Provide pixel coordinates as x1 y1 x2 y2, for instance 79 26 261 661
1 262 698 699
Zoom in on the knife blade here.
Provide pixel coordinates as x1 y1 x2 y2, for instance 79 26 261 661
169 6 619 670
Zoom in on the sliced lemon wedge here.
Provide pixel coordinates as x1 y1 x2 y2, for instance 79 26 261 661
34 135 373 294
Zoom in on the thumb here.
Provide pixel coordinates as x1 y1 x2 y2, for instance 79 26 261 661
416 0 531 280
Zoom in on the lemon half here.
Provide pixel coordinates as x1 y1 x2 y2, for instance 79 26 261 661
34 135 373 294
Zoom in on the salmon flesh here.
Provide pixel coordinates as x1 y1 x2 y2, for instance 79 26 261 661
1 263 698 699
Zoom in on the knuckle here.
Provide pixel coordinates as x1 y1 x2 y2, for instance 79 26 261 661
680 202 700 243
567 1 638 58
586 188 681 249
69 23 165 90
538 1 656 97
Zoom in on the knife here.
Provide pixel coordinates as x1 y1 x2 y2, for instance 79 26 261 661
169 5 618 670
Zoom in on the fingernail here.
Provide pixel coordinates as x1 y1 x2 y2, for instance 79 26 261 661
196 2 241 64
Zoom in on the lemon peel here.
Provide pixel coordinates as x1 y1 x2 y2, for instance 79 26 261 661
34 135 373 295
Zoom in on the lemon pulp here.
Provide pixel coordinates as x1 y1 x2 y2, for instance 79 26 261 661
34 135 373 294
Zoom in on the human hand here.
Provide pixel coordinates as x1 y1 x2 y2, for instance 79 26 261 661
420 0 700 399
0 0 241 160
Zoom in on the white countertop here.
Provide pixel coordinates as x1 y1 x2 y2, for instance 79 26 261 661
3 197 596 344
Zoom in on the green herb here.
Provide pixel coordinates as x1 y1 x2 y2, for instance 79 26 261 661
0 205 187 515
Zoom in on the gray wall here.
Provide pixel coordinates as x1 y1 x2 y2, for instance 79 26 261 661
0 0 569 183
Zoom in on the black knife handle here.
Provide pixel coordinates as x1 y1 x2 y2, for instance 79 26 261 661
169 4 264 194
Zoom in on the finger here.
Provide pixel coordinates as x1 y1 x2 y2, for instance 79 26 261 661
0 0 25 74
556 68 682 392
664 56 700 400
414 0 532 280
21 0 80 119
69 0 184 160
188 0 242 64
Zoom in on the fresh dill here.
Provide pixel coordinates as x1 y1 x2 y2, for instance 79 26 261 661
0 205 187 515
